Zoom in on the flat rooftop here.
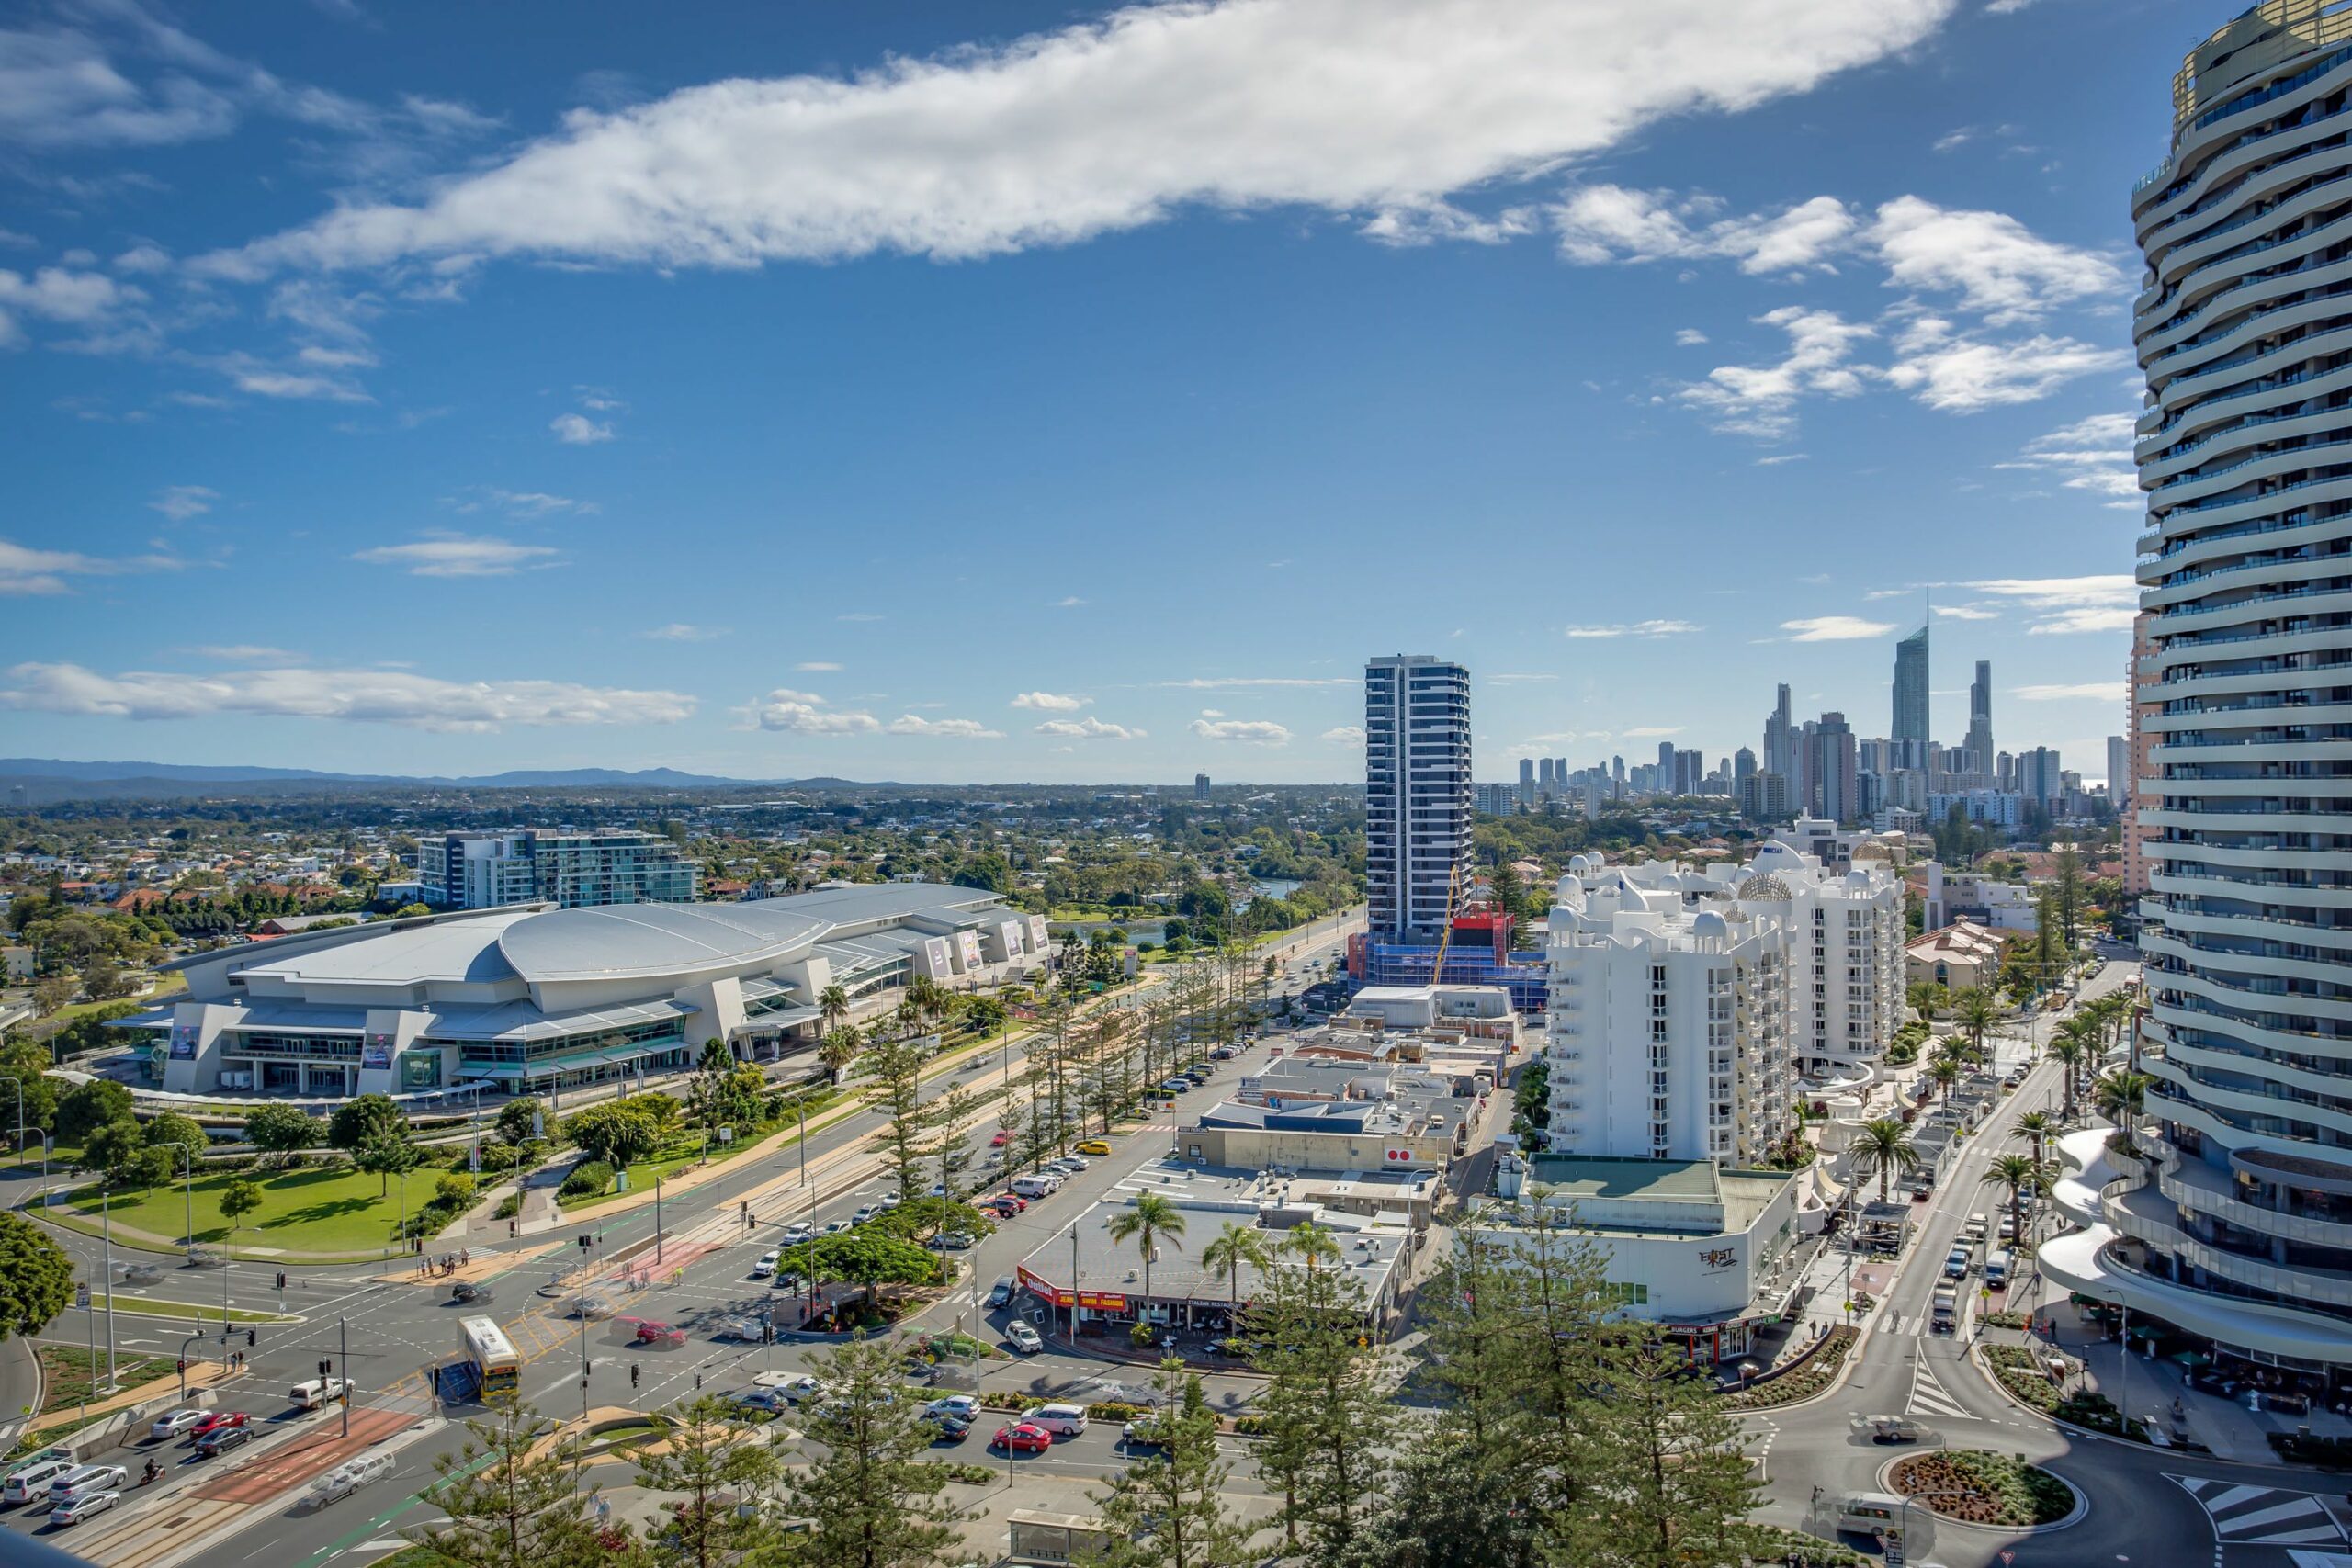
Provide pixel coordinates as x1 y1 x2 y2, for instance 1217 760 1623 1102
1524 1155 1722 1202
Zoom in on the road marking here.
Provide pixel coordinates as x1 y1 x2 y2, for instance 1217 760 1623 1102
2171 1474 2350 1547
1907 1359 1969 1421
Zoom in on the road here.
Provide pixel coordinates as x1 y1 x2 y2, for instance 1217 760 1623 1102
1 910 1360 1568
1749 961 2348 1568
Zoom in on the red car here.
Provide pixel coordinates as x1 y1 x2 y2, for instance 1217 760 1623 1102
989 1193 1028 1213
992 1421 1054 1454
989 1131 1012 1147
188 1411 248 1439
631 1321 687 1347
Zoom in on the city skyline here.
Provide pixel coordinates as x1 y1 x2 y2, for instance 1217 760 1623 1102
0 1 2151 782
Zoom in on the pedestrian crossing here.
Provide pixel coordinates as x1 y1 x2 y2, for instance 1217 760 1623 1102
2171 1475 2350 1548
1906 1359 1970 1420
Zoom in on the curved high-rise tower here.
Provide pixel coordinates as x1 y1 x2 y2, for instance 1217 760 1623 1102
2050 0 2352 1376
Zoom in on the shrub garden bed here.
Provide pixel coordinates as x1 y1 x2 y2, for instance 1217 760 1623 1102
1721 1326 1857 1411
1887 1450 2075 1528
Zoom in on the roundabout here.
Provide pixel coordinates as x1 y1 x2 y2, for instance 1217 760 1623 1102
1880 1449 2084 1532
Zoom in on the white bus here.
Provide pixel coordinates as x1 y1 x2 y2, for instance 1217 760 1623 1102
1834 1491 1906 1541
458 1315 520 1400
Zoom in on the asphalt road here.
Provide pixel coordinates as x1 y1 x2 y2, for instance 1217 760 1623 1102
1 911 1359 1568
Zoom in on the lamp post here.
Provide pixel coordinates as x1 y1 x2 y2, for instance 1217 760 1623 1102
99 1188 118 1392
1892 1489 1968 1568
162 1142 198 1246
655 1171 665 1266
1069 1222 1080 1346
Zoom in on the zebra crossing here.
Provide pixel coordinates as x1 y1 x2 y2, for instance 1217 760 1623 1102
2171 1475 2350 1548
1906 1359 1970 1420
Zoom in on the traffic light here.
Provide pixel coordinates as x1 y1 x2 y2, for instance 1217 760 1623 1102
319 1359 334 1379
276 1271 287 1290
245 1329 256 1348
176 1359 186 1375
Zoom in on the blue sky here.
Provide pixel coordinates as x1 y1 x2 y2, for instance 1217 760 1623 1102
0 0 2199 784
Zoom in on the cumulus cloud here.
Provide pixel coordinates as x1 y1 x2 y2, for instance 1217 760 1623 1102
1880 316 2128 412
885 714 1003 738
1864 196 2124 324
352 535 562 576
1781 615 1895 641
1320 725 1365 743
1678 306 1873 439
1563 619 1700 639
1191 715 1292 744
2012 681 2127 702
1034 716 1145 739
149 485 218 522
1011 691 1088 711
0 661 693 731
0 265 147 349
1996 412 2140 506
0 538 182 595
197 0 1956 283
1554 186 1857 273
746 687 1000 737
550 412 614 444
1964 575 2138 634
641 623 728 641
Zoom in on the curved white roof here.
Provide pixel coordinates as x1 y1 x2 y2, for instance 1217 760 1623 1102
241 911 532 986
498 902 830 984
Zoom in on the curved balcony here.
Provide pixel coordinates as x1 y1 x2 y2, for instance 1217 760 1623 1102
2108 1179 2352 1309
2154 1145 2352 1250
2038 1220 2352 1366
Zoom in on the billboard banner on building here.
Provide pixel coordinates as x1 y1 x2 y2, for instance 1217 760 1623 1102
1016 1265 1069 1306
171 1024 198 1061
363 1035 393 1070
956 931 981 969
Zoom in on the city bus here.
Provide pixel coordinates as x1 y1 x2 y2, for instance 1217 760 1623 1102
458 1315 521 1400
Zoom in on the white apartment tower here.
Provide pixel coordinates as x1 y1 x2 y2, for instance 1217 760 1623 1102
1364 656 1472 941
2080 0 2352 1372
1734 842 1905 1080
1544 857 1794 1165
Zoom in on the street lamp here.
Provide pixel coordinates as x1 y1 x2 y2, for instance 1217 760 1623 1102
164 1143 197 1246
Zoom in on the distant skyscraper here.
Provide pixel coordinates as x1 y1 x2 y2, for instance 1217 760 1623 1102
1364 655 1471 941
1193 773 1211 800
2018 746 2063 807
1518 756 1535 805
1893 619 1930 761
1763 683 1794 780
1539 757 1556 794
1657 740 1676 790
2105 736 2130 807
1733 747 1758 788
1811 713 1858 823
1965 660 1994 775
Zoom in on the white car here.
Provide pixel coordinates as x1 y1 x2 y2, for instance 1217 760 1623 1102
1005 1321 1044 1354
852 1205 883 1225
923 1394 980 1422
752 1250 781 1278
764 1374 826 1404
51 1464 129 1505
51 1490 119 1527
782 1221 814 1242
3 1459 75 1505
821 1219 852 1235
877 1193 903 1211
150 1407 209 1440
1051 1156 1090 1172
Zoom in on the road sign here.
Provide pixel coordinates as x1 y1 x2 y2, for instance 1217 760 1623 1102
2000 1553 2015 1566
74 1285 88 1310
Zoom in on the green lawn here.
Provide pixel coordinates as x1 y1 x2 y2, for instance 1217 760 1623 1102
559 1136 746 1212
60 1160 443 1254
53 972 184 1022
34 1344 175 1416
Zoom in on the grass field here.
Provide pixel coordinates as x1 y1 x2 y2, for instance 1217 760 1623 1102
559 1136 743 1213
53 972 185 1022
35 1344 175 1416
61 1160 442 1255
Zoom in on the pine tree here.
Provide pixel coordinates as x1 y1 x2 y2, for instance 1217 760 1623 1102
1578 1326 1764 1568
864 1037 932 1201
1088 1362 1257 1568
786 1337 960 1568
633 1394 786 1568
410 1402 607 1568
1243 1236 1396 1562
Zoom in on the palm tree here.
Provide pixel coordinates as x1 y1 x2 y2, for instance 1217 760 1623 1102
1107 1192 1187 1303
2093 1069 2152 1129
2048 1033 2086 1122
818 984 850 1037
1989 1152 2047 1252
1849 1117 1920 1203
1284 1220 1340 1273
1955 987 2000 1063
817 1024 862 1085
1201 1222 1271 1312
2016 1111 2056 1163
1927 1057 1963 1105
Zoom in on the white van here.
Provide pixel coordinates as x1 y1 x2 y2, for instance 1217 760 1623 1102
311 1452 393 1504
290 1376 352 1410
1962 1213 1988 1246
1020 1403 1089 1437
1984 1249 2012 1288
1929 1286 1958 1333
2 1459 76 1506
1009 1174 1060 1200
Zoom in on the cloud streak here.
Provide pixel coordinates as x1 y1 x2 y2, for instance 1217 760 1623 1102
0 661 693 731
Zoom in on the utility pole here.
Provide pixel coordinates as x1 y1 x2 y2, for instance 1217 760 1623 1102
100 1190 118 1390
655 1173 664 1266
339 1316 350 1438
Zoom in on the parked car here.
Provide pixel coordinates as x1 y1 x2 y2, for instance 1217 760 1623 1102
1049 1156 1089 1173
51 1490 119 1527
923 1412 973 1442
1006 1321 1044 1354
150 1407 209 1441
989 1193 1028 1213
877 1193 903 1210
1208 1045 1237 1060
936 1231 975 1250
821 1219 852 1235
756 1374 827 1404
1020 1404 1089 1437
188 1411 248 1440
989 1131 1012 1147
194 1424 253 1458
1075 1139 1112 1156
991 1421 1054 1454
772 1273 805 1293
752 1250 781 1279
1159 1078 1193 1093
924 1395 981 1422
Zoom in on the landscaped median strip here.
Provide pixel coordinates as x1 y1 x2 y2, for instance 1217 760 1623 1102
90 1292 300 1325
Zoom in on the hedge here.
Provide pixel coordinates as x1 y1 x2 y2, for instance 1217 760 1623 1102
561 1160 615 1197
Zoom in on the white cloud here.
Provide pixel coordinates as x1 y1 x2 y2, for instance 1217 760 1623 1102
748 689 881 734
113 244 170 274
641 623 728 641
794 660 842 671
1563 619 1701 639
0 661 693 731
213 353 370 401
1880 316 2128 412
1933 603 1997 620
1995 412 2141 506
352 535 562 576
0 265 146 349
550 412 614 444
1191 716 1291 745
0 538 181 595
1320 725 1365 744
1963 574 2138 634
1048 594 1085 607
1754 453 1807 466
2012 681 2126 702
199 0 1956 282
886 714 1004 738
1781 615 1895 641
1034 716 1145 740
1553 186 1856 274
1864 196 2123 324
1152 676 1353 689
1679 306 1873 439
1623 725 1685 738
187 644 298 661
1012 691 1088 711
1487 672 1558 683
471 487 590 518
1674 328 1708 346
149 484 218 522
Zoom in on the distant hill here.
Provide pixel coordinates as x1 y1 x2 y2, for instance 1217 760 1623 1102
0 758 796 803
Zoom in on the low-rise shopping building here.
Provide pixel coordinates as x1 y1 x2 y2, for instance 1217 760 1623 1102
1177 1058 1487 1174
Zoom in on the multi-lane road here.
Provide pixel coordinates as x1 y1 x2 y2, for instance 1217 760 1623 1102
0 913 1359 1568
